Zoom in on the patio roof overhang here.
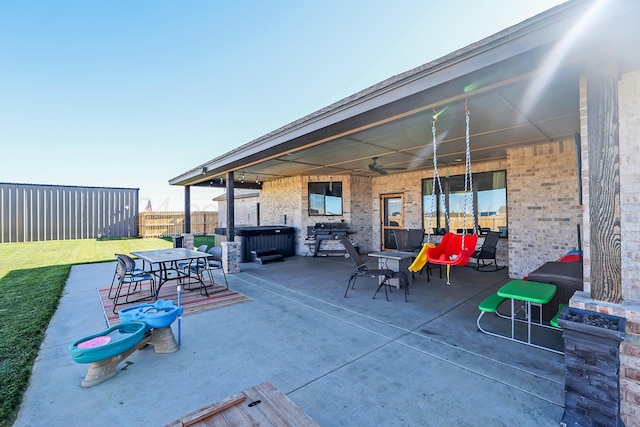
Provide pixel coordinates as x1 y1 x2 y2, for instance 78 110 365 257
169 0 638 190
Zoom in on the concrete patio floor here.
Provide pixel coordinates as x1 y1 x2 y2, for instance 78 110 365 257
14 254 566 426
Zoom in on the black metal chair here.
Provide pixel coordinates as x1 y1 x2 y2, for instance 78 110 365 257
471 230 504 271
192 246 229 292
111 254 156 313
109 253 145 299
340 239 409 301
182 246 228 296
177 245 209 270
407 229 425 251
392 229 412 251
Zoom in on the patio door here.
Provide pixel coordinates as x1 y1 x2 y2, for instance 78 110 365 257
381 194 403 250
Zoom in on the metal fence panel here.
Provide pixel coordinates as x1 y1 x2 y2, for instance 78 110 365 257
0 183 139 242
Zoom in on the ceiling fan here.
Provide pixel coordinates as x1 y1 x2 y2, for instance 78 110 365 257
367 157 406 175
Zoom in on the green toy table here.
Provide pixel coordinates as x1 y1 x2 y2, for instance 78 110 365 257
495 279 560 354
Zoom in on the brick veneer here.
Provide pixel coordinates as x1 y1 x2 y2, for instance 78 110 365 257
216 190 260 228
506 140 583 279
221 241 240 274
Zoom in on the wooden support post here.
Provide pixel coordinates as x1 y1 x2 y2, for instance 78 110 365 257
226 171 235 242
587 59 621 304
184 186 191 234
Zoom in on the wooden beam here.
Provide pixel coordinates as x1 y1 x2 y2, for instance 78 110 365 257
587 59 621 303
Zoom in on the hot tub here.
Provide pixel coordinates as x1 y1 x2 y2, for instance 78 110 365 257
215 226 296 262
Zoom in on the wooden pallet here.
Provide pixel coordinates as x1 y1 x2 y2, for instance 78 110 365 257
165 382 319 427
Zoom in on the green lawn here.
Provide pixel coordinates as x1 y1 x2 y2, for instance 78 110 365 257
0 236 216 427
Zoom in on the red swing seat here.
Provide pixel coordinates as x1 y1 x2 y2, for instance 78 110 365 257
427 232 478 266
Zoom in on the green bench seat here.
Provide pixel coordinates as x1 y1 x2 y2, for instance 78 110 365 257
478 293 507 313
550 303 568 328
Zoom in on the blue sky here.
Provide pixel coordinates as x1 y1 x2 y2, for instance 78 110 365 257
0 0 566 211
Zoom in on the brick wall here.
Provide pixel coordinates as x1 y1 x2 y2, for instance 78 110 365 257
620 71 640 302
260 177 302 227
255 146 578 273
261 175 362 256
372 169 424 251
506 140 583 279
217 189 260 227
260 176 304 250
347 176 374 252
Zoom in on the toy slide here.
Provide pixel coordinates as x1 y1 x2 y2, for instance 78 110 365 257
408 242 436 273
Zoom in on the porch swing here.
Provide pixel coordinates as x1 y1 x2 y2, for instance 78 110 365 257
426 100 478 284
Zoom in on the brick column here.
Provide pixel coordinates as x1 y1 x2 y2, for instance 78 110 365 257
222 241 240 274
182 233 194 250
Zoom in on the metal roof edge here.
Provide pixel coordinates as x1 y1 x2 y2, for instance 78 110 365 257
0 182 140 191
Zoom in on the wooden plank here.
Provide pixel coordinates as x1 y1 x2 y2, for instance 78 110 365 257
241 387 292 426
164 394 245 427
164 382 319 427
215 403 251 427
254 382 320 427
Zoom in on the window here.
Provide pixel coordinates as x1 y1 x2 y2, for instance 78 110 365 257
422 170 507 236
308 182 343 216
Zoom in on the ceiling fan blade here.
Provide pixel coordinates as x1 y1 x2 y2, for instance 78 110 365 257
374 167 387 175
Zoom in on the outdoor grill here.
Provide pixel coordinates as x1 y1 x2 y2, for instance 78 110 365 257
307 222 355 256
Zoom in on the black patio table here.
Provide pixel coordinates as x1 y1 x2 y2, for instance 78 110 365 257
131 248 213 298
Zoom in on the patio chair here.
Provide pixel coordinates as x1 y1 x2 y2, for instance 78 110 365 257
407 229 426 251
470 230 504 271
177 245 208 269
111 254 156 313
109 253 145 299
183 246 228 295
341 239 409 302
392 229 412 251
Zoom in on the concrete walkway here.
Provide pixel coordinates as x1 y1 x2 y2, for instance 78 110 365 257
14 255 565 426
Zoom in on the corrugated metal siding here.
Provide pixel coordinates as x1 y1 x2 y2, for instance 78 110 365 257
0 183 139 242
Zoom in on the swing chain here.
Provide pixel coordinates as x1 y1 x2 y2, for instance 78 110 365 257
427 118 449 243
461 101 476 250
427 103 474 245
466 105 475 232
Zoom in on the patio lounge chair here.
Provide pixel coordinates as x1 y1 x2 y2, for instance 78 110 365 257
341 239 409 301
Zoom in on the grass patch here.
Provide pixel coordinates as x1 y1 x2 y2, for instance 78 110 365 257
0 236 215 427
